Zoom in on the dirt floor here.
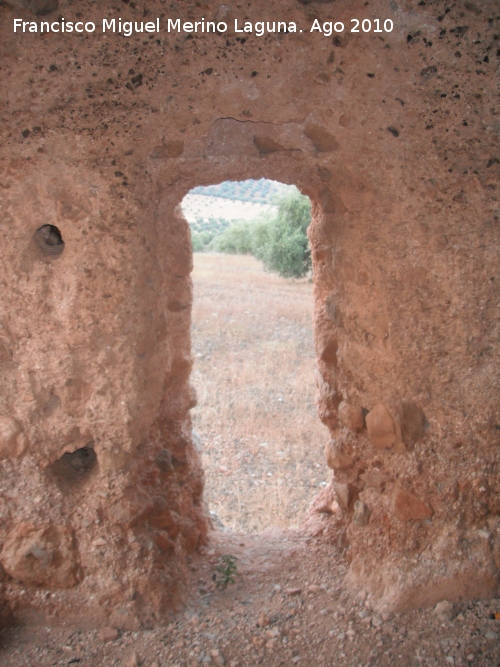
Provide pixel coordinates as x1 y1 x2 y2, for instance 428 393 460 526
1 527 499 667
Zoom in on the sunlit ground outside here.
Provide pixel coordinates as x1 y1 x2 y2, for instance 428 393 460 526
190 252 330 533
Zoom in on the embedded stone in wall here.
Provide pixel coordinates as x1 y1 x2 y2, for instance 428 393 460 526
206 118 259 157
0 523 82 589
338 401 365 433
352 501 371 527
318 337 338 366
493 537 500 572
315 372 342 430
304 124 340 152
400 402 427 450
360 469 388 491
332 482 359 512
324 295 343 328
179 517 202 552
0 341 12 364
308 482 336 515
147 501 181 538
0 417 27 459
253 135 288 154
59 378 92 418
153 531 176 553
366 403 397 450
107 489 155 529
324 439 354 470
393 486 433 522
150 141 185 159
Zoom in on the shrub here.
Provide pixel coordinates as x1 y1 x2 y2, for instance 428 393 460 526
215 555 238 590
216 221 254 254
191 231 204 252
200 230 214 245
192 230 215 252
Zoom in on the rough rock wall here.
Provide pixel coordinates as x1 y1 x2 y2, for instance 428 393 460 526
0 0 498 624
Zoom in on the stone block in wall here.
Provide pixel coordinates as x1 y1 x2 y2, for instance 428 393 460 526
0 523 81 589
366 403 398 449
393 486 433 522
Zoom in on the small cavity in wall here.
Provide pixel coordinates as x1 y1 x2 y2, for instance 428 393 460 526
47 445 98 492
34 224 65 257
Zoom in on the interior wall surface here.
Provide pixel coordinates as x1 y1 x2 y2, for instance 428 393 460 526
0 0 498 625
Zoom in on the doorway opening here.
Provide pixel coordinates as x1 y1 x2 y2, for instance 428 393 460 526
182 179 330 533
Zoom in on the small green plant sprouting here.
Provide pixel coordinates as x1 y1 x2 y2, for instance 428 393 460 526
214 555 238 590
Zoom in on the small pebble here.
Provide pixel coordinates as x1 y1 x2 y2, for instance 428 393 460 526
257 612 270 627
99 627 119 643
124 651 140 667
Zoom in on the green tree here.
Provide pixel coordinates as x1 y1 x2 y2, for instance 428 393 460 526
250 217 271 256
193 187 311 277
254 191 311 278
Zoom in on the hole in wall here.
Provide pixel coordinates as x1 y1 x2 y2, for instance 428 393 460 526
34 224 65 256
47 444 98 492
181 178 329 534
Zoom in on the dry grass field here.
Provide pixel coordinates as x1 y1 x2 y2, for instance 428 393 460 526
190 252 330 533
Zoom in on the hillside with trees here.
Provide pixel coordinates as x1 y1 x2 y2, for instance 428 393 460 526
190 178 295 205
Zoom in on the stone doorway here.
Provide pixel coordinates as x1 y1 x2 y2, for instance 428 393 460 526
181 180 330 533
